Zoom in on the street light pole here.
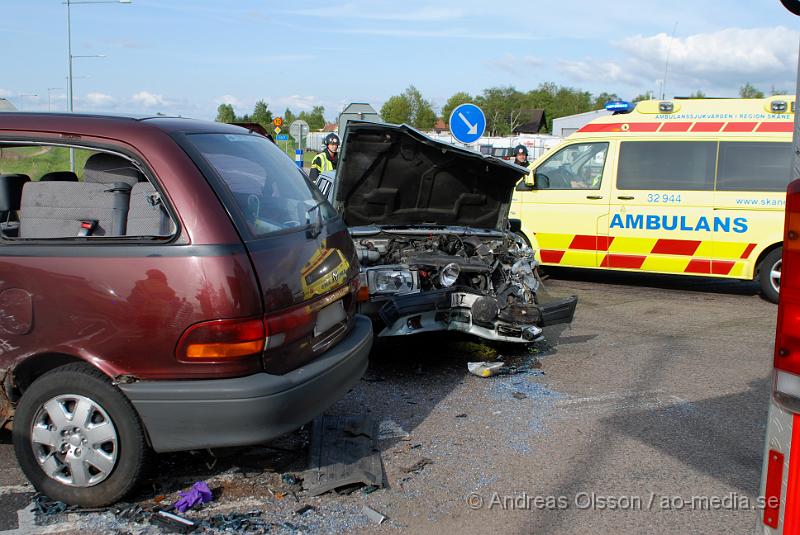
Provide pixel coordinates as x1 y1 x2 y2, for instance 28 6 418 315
67 0 73 113
47 88 62 112
64 0 130 170
19 94 38 111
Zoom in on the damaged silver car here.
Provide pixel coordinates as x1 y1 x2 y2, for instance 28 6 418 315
317 121 577 343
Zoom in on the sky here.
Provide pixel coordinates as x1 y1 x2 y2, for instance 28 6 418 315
2 0 800 121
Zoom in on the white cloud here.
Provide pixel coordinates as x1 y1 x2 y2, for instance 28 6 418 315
485 54 543 76
85 92 116 106
0 89 12 98
558 60 642 86
619 26 799 87
273 95 320 111
558 26 799 95
214 94 241 106
132 91 167 108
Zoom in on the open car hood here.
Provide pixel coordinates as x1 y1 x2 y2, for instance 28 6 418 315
334 121 525 230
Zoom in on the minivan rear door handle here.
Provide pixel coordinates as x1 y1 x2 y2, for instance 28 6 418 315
617 196 635 200
586 195 603 200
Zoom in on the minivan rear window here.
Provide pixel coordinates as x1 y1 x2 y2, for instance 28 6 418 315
717 142 793 192
187 133 336 238
617 141 716 191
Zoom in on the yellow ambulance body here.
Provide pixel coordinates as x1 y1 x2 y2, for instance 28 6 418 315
510 96 796 302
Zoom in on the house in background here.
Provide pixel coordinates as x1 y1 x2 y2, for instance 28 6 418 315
551 109 612 138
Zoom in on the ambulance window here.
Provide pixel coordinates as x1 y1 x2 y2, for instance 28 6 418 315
717 142 793 192
534 142 608 190
617 141 716 190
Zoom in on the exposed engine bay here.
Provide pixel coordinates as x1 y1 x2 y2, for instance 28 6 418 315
353 229 577 343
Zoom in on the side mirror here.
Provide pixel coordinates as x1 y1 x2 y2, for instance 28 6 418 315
509 219 522 233
535 173 550 189
515 181 534 192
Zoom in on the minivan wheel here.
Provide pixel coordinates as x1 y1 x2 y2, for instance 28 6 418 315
12 363 148 507
758 248 782 304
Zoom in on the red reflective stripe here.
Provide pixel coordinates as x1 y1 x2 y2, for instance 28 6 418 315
540 250 565 263
685 259 711 273
741 243 757 259
764 449 784 529
784 413 800 535
757 122 794 133
690 122 725 132
600 254 646 269
569 235 614 251
651 239 701 256
723 121 758 132
628 123 660 132
711 260 735 275
659 122 692 132
578 123 624 133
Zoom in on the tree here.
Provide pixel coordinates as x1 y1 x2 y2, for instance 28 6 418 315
688 90 706 99
739 83 764 99
593 92 620 109
215 103 235 123
251 100 273 129
475 86 524 136
299 105 326 130
283 108 296 125
441 92 473 125
632 91 654 103
380 95 412 124
771 85 788 96
402 85 436 129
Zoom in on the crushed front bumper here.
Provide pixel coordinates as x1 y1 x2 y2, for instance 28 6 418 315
369 288 577 343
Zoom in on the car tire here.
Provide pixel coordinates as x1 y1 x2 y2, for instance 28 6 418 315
758 247 782 304
12 363 148 507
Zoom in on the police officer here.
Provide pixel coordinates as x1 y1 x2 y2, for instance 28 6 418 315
513 144 535 187
309 133 339 182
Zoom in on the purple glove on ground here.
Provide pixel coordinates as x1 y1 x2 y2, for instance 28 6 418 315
174 481 213 513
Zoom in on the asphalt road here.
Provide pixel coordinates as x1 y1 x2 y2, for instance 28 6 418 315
0 268 776 534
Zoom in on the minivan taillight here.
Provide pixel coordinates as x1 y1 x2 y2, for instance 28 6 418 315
177 317 265 360
264 305 313 349
775 179 800 402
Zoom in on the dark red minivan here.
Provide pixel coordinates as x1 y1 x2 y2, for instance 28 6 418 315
0 113 372 506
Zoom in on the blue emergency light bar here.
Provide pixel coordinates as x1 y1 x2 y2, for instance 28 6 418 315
604 100 636 114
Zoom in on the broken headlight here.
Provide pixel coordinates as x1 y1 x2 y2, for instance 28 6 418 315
367 268 418 295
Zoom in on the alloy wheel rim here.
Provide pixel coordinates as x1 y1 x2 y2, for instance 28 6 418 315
771 259 782 294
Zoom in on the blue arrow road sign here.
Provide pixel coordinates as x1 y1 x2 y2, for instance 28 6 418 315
449 103 486 144
276 134 289 141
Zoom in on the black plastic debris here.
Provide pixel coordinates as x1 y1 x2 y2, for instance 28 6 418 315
302 415 384 496
401 457 433 474
294 505 316 516
512 392 528 400
455 413 467 418
281 473 301 486
200 511 269 533
112 502 149 523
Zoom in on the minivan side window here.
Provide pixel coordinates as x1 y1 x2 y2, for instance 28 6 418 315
717 142 793 192
0 143 176 240
617 141 716 191
535 142 608 190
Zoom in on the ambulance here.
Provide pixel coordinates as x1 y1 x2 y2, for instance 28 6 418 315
757 177 800 534
510 96 795 302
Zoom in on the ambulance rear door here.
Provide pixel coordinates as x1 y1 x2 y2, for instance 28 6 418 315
712 139 793 279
